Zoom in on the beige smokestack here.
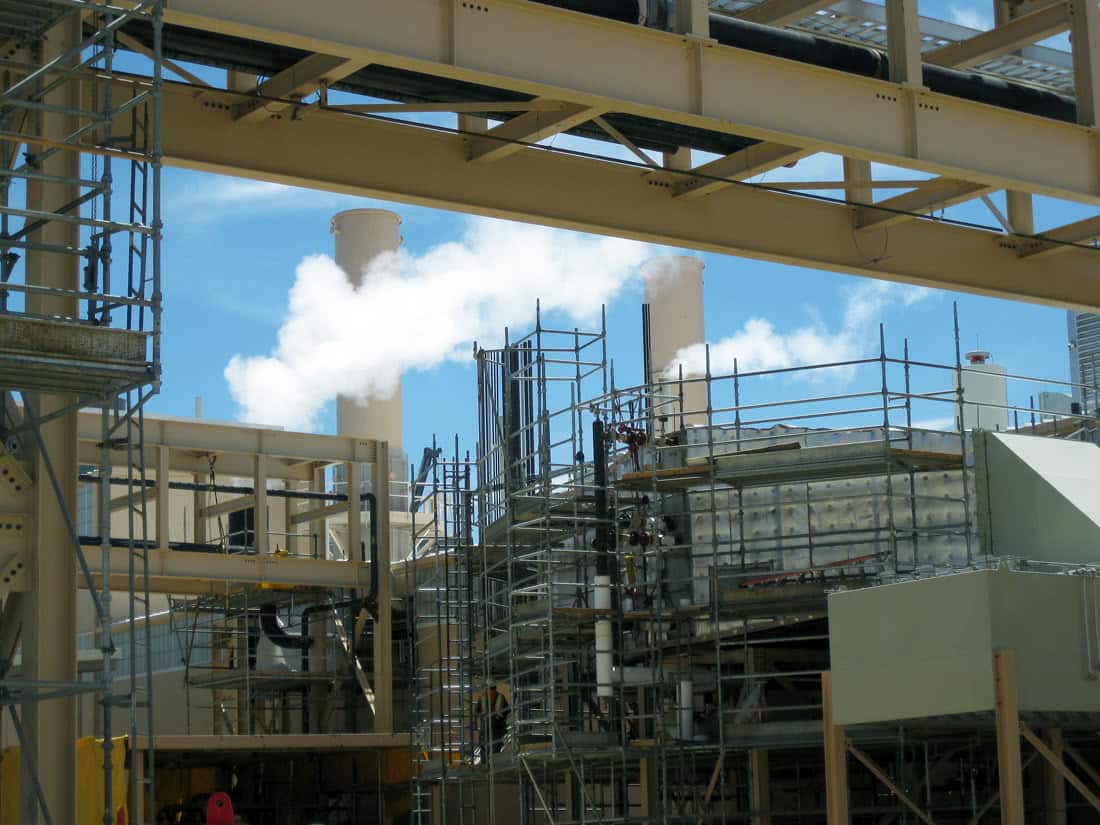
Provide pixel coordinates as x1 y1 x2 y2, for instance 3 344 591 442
643 256 706 425
332 208 403 449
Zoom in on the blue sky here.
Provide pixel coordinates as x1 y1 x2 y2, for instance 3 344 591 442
152 164 1080 465
124 3 1092 466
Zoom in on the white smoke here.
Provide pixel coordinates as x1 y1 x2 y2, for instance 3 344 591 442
665 281 931 377
225 218 660 430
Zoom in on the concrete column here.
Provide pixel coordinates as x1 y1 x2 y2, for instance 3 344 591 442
642 256 706 428
19 13 81 824
333 209 403 451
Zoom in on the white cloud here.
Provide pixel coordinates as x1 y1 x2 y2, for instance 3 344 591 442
949 4 992 30
664 280 932 378
225 218 665 430
167 175 367 218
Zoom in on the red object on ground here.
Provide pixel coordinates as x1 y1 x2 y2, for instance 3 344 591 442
116 807 126 825
206 792 235 825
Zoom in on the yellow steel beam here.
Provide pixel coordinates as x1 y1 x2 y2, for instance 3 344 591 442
1017 214 1100 258
672 143 812 199
89 546 373 590
994 649 1026 825
467 101 601 162
235 53 368 121
925 3 1071 69
148 81 1100 308
736 0 839 26
1022 724 1100 815
855 178 993 229
159 0 1100 205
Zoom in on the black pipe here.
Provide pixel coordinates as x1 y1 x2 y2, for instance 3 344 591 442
534 0 1078 124
592 419 611 578
259 603 311 650
363 492 379 618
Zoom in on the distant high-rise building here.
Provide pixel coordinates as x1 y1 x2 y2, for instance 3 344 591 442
1068 311 1100 407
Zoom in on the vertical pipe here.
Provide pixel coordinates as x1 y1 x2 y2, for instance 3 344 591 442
953 304 974 565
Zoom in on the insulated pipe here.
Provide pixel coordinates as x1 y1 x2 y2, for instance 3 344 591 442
592 419 614 697
259 603 311 650
678 679 694 741
333 209 404 451
532 0 1078 123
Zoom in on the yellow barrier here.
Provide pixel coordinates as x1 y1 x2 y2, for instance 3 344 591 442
1 736 128 825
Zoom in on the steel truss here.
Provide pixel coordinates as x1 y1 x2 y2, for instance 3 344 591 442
411 304 1100 825
0 1 163 822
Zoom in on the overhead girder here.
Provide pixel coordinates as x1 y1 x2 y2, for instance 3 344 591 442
671 143 813 198
925 3 1071 70
735 0 839 27
1017 214 1100 257
234 51 369 121
138 80 1100 308
467 100 602 161
156 0 1100 207
854 179 994 230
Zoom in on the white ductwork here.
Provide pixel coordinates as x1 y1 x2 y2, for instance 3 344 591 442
332 209 404 450
643 256 706 427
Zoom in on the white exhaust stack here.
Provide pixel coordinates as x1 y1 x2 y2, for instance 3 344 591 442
332 209 404 449
643 256 706 426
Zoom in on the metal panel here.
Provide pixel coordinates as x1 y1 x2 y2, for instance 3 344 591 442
830 569 1100 725
829 570 995 725
975 432 1100 565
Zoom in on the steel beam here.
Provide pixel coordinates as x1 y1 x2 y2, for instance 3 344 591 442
1021 724 1100 815
1017 214 1100 257
467 101 600 162
235 53 367 121
736 0 840 27
20 14 80 824
1069 0 1100 125
925 3 1071 69
672 143 812 198
885 0 922 84
854 178 993 229
160 0 1100 205
371 444 393 733
822 672 849 825
147 82 1100 308
90 546 373 589
994 649 1025 825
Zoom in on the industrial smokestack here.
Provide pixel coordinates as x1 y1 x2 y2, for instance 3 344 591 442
643 256 706 426
331 209 404 450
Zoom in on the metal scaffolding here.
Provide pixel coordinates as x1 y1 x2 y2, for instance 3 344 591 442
411 305 1100 825
411 436 478 825
0 1 163 820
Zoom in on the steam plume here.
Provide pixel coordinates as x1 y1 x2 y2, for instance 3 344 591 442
225 218 659 430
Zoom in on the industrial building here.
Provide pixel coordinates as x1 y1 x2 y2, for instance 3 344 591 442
2 1 1100 824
